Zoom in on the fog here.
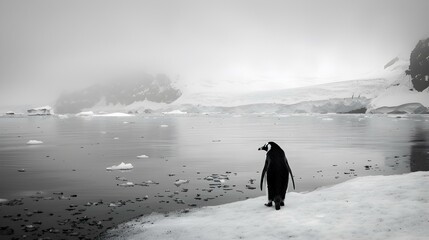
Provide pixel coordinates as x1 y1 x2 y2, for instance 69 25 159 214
0 0 428 108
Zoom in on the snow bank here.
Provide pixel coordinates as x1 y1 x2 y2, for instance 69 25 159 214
106 162 134 171
26 140 43 145
105 172 429 240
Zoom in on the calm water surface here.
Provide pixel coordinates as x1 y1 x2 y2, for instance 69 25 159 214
0 114 428 238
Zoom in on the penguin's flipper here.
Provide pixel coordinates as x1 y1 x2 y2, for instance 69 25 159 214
260 156 269 191
260 167 266 191
284 156 296 190
287 162 296 190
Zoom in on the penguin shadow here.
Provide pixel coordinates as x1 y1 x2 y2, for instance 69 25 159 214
258 142 295 210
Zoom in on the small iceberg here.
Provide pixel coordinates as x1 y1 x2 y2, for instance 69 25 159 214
160 125 169 128
174 179 190 187
106 162 134 171
27 140 43 145
137 155 149 159
117 182 135 187
27 106 54 116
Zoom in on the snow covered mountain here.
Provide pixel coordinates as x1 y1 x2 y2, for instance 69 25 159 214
55 39 429 115
55 74 182 114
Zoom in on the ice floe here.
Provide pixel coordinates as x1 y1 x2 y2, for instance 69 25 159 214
106 162 134 171
173 179 190 187
27 140 43 145
105 172 429 240
137 155 149 159
117 182 135 187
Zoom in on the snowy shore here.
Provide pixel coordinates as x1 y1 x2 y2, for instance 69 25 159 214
104 171 429 240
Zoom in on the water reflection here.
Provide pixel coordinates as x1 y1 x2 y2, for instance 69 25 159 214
410 128 429 172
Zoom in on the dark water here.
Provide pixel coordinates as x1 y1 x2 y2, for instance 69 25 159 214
0 114 428 239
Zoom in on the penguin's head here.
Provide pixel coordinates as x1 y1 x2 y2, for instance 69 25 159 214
258 142 271 152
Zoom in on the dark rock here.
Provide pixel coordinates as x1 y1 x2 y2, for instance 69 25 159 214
0 226 14 235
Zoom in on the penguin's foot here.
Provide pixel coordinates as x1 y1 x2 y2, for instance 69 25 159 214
264 202 273 207
280 201 285 206
275 201 281 210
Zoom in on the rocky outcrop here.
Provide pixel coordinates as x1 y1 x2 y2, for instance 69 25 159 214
406 38 429 92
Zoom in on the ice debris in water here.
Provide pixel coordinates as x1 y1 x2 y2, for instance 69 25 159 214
160 124 169 127
115 176 128 181
137 155 149 159
27 140 43 145
106 162 134 171
117 182 135 187
174 179 190 187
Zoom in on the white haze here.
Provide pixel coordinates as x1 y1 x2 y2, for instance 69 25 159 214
0 0 428 108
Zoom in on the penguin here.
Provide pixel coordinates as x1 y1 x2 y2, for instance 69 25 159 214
258 141 295 210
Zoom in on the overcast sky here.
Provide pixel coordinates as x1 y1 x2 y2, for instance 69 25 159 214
0 0 428 107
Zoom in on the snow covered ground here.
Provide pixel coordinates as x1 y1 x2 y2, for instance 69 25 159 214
104 172 429 240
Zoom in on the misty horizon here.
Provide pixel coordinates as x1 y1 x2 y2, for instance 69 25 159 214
1 0 428 108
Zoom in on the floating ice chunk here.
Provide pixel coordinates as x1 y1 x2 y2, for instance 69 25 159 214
57 114 69 119
160 124 169 127
27 106 54 116
118 182 135 187
322 117 334 121
0 198 8 203
143 180 159 185
27 140 43 145
58 195 70 200
137 155 149 159
162 110 187 115
106 162 134 171
174 179 190 187
113 137 119 140
115 176 128 181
